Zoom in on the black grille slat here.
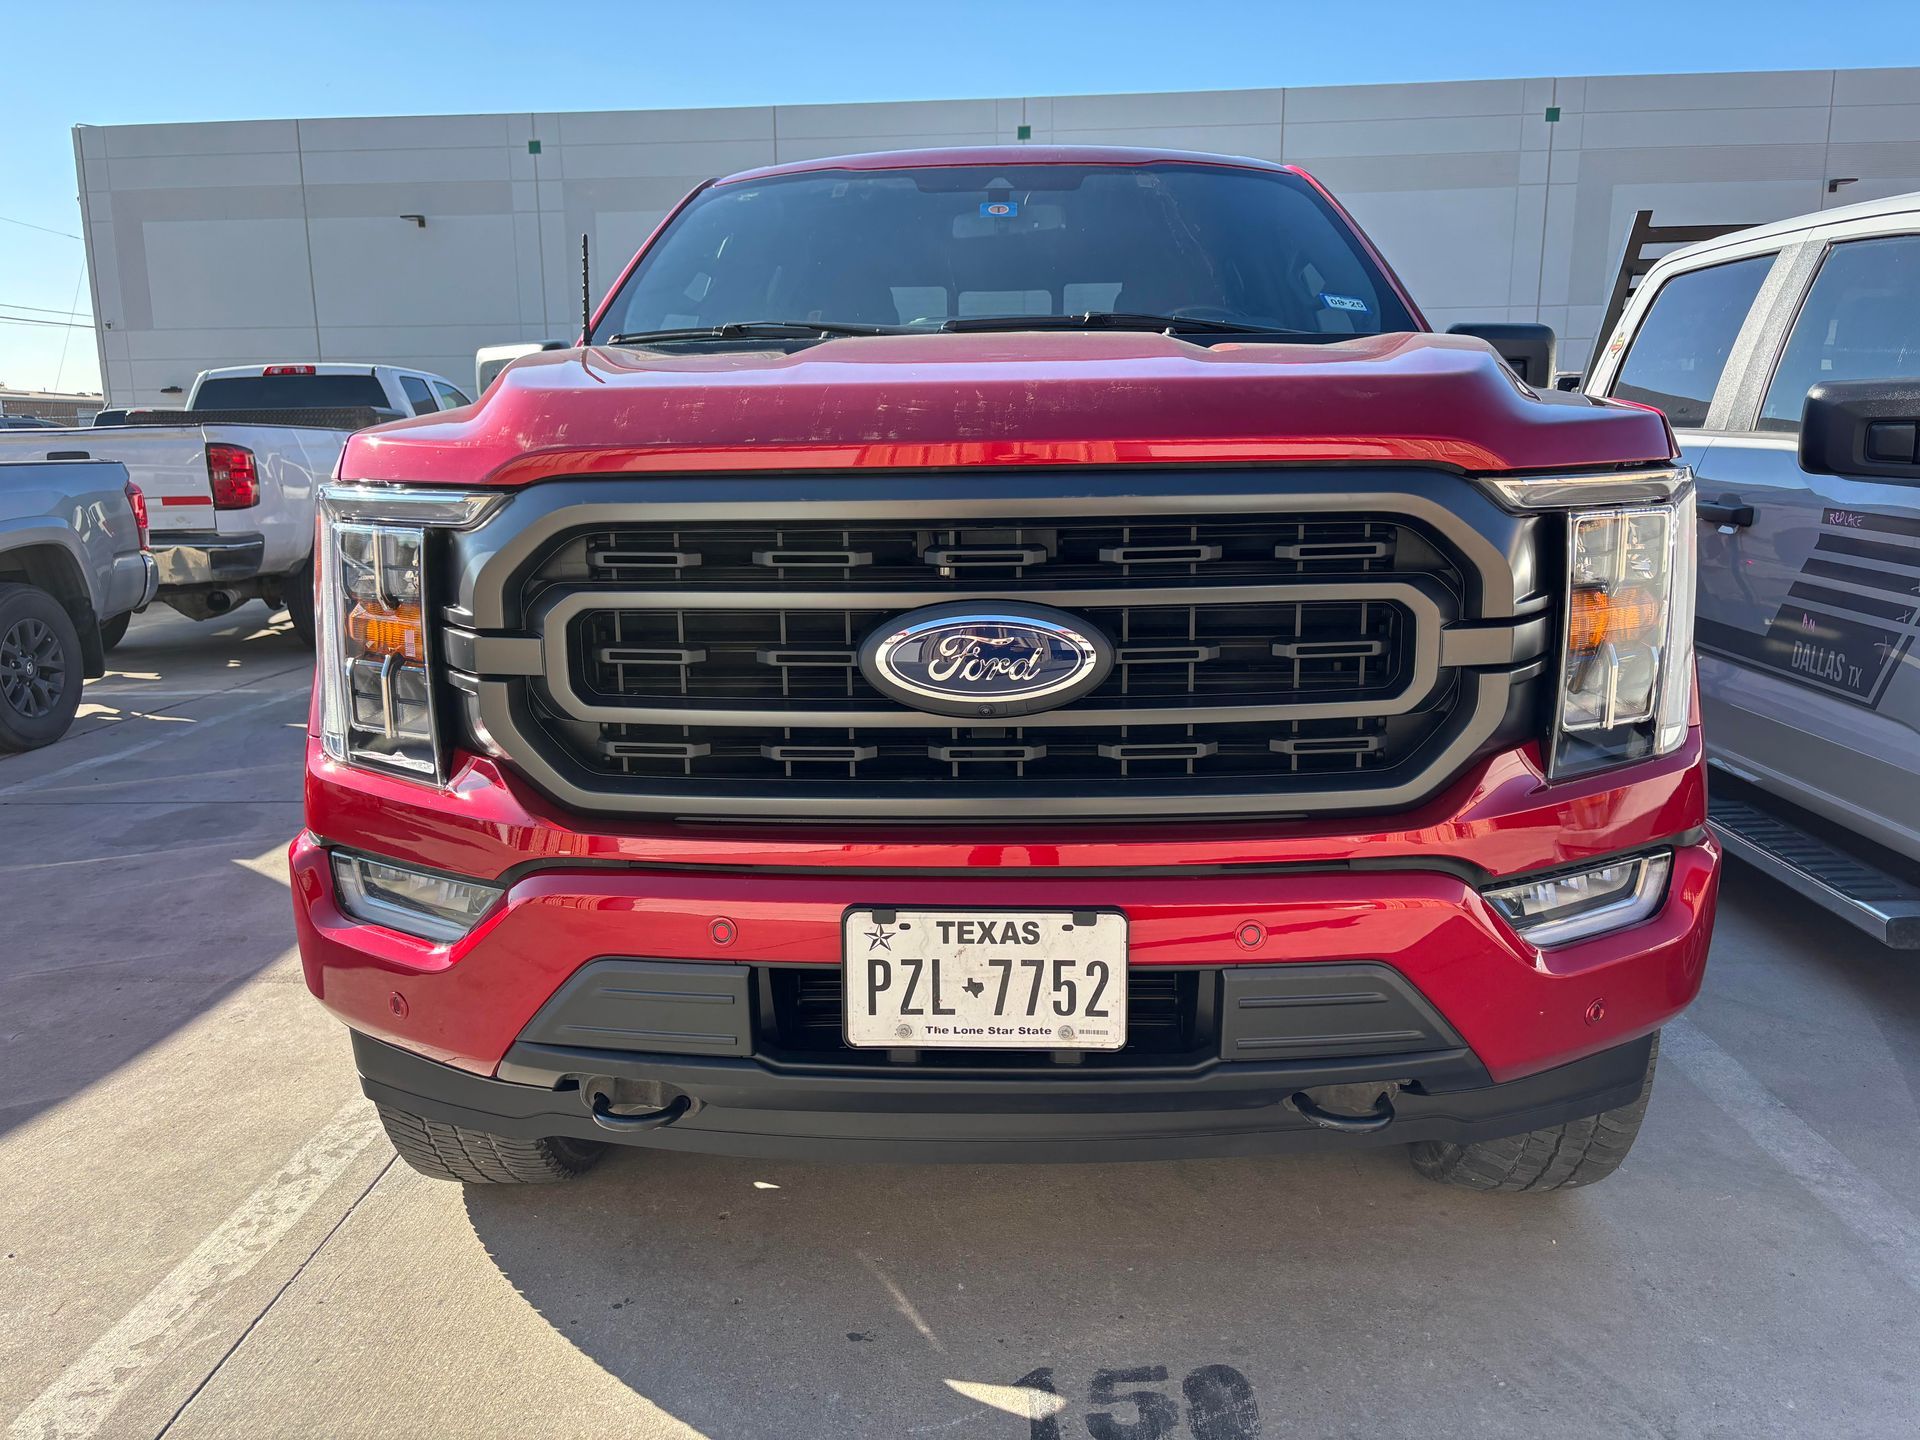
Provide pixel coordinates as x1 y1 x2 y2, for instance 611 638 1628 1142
587 700 1454 787
537 516 1438 596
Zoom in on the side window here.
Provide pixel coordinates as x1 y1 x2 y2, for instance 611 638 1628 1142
1758 234 1920 433
1609 255 1773 429
399 376 438 414
432 380 472 410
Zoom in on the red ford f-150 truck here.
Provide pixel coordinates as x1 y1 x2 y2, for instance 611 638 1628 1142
290 147 1718 1192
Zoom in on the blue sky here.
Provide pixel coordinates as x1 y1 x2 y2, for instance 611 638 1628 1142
4 0 1916 394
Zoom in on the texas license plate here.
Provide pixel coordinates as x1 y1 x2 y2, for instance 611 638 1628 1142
842 909 1127 1050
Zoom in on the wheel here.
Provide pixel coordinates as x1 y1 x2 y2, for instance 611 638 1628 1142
281 556 316 647
1409 1034 1659 1192
375 1102 607 1184
0 583 84 752
99 611 131 651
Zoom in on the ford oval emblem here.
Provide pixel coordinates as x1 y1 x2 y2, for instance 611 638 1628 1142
860 601 1113 718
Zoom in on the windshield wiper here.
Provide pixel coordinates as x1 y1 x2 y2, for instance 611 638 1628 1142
938 312 1319 337
604 320 904 344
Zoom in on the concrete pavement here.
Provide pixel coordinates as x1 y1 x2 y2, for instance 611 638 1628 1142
3 607 1918 1439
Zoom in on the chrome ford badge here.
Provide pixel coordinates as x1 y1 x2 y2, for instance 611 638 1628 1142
860 601 1112 718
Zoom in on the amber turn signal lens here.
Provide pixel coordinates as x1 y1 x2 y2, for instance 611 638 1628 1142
347 601 424 660
1567 586 1662 654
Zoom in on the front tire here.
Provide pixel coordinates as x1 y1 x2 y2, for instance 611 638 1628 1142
1410 1034 1659 1192
376 1103 607 1184
0 583 84 752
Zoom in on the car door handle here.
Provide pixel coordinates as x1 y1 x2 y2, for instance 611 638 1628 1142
1698 496 1756 533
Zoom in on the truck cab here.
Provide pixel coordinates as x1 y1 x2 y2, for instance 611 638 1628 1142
1584 192 1920 947
187 363 472 418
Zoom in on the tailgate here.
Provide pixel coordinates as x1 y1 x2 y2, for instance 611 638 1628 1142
117 431 218 527
0 426 216 526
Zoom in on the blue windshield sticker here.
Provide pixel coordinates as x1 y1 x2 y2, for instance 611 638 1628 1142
980 200 1018 217
1320 292 1370 314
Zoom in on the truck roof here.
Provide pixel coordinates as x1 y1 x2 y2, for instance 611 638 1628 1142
196 363 393 379
1658 188 1920 267
717 144 1300 187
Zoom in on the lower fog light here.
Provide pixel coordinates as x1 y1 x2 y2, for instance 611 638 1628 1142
331 852 502 943
1484 852 1671 949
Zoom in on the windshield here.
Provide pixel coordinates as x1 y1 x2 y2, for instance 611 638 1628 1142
191 375 388 409
592 163 1418 341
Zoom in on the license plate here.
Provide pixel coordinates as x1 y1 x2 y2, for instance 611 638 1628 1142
843 909 1127 1050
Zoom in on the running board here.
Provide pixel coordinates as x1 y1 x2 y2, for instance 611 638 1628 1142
1709 795 1920 949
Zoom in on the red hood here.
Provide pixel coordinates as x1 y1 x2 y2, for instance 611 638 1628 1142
342 331 1674 488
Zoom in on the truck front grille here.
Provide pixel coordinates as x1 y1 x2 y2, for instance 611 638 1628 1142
445 475 1542 820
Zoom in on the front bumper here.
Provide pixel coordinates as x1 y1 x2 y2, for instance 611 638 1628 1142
294 729 1718 1159
352 1025 1658 1164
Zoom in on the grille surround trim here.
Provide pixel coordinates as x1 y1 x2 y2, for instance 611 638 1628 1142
532 577 1451 728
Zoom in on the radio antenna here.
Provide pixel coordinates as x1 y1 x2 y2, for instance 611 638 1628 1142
580 232 592 345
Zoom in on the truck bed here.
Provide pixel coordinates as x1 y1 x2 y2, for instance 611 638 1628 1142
0 419 347 585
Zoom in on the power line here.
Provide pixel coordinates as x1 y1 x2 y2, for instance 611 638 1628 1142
0 300 95 317
0 215 82 241
0 314 94 330
53 264 87 390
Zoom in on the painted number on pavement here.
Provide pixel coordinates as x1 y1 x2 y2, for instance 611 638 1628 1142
1014 1365 1261 1439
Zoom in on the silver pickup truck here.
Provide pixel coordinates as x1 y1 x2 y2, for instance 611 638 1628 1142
1585 191 1920 948
0 457 156 750
0 364 470 646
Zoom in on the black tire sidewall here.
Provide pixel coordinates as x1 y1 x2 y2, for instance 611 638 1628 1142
0 584 85 751
282 555 317 647
99 610 131 651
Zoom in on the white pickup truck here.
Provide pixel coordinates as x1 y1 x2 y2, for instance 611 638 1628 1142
0 364 470 644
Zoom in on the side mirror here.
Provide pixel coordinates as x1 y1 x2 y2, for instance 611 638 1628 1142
1447 322 1558 388
1800 379 1920 482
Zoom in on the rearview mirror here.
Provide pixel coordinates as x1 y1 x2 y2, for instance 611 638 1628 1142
1446 322 1557 388
1800 379 1920 483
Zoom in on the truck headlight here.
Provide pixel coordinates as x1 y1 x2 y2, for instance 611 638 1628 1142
330 851 502 942
1485 852 1671 948
317 485 500 782
1550 488 1695 778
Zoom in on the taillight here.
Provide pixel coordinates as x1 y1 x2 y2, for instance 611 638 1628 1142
207 443 260 509
125 482 150 550
263 364 315 376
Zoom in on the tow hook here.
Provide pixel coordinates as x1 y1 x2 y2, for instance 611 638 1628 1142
582 1078 693 1133
1285 1082 1400 1135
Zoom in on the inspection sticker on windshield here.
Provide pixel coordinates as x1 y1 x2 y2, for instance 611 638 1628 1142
843 908 1127 1050
980 200 1018 217
1320 292 1370 313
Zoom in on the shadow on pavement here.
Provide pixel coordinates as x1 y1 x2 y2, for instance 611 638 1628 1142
0 608 312 1140
460 1087 1918 1440
1709 862 1920 1082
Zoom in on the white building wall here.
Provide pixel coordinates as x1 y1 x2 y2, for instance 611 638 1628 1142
75 68 1920 406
